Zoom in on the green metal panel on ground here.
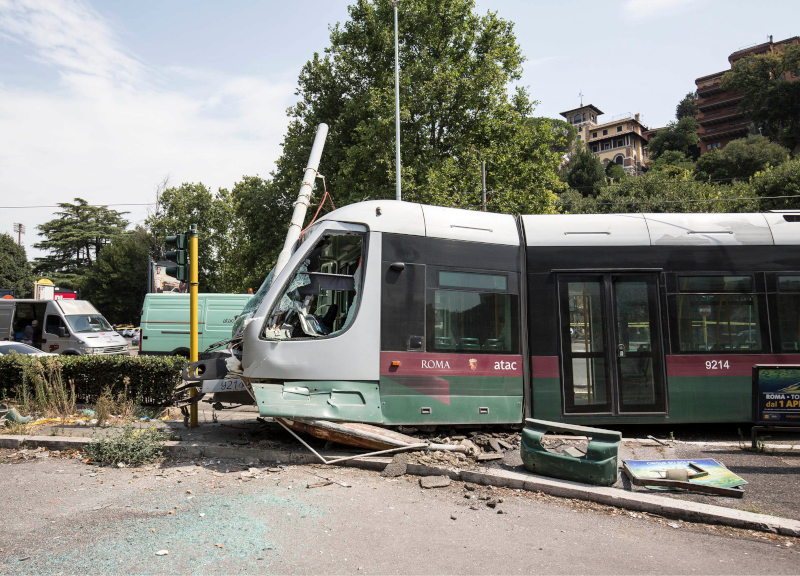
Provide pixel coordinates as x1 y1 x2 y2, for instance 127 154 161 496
520 419 621 486
253 380 383 423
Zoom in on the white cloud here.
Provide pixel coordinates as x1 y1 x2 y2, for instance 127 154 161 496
0 0 297 258
623 0 696 18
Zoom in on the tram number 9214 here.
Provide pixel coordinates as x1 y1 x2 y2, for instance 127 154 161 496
706 360 730 370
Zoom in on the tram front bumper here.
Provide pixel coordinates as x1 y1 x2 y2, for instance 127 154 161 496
252 380 383 424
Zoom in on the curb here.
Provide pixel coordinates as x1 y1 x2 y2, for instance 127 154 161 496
4 435 799 537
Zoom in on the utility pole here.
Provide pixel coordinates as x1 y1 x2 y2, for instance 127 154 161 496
188 223 199 429
392 0 402 202
13 223 25 246
481 161 487 212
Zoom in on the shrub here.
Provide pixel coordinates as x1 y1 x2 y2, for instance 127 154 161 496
0 354 186 407
85 425 168 465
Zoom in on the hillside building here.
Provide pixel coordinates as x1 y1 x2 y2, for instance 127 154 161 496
695 35 800 155
560 104 649 173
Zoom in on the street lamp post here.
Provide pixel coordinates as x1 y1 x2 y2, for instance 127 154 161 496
392 0 401 202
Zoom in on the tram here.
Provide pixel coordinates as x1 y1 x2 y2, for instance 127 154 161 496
189 199 800 426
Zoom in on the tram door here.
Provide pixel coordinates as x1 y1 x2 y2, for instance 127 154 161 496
558 274 666 415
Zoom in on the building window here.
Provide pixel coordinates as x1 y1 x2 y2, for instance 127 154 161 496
592 145 598 153
616 126 623 132
577 134 581 140
706 144 712 150
583 113 586 120
792 70 800 78
574 114 581 123
614 155 623 165
592 132 597 138
604 143 610 150
602 129 608 136
671 275 761 352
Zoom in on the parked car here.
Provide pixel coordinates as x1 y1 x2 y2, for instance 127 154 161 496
0 342 56 356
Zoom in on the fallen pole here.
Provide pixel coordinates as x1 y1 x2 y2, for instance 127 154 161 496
275 418 427 465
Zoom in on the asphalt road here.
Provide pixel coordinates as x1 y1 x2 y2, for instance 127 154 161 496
1 454 798 575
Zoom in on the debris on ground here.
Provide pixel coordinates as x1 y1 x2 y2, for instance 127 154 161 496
476 453 504 462
381 452 409 477
420 475 452 489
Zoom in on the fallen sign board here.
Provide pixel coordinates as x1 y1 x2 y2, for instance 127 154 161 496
622 459 746 498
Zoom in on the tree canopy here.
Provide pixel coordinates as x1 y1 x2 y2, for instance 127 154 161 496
271 0 564 218
82 228 151 325
722 44 800 155
676 91 698 120
565 148 605 195
694 134 790 181
0 233 33 297
33 198 128 287
646 115 700 161
145 183 240 293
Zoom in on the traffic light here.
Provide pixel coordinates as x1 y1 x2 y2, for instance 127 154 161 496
165 232 189 281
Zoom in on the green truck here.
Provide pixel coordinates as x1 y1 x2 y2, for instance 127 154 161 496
139 293 251 356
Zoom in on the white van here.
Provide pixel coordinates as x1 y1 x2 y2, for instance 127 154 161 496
0 299 129 355
139 293 251 356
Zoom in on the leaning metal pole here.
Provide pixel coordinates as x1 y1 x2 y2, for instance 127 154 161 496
392 0 402 202
272 123 329 280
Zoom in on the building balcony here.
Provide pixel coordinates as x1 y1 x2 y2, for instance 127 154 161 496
697 109 747 126
698 124 750 141
696 83 725 97
697 94 744 112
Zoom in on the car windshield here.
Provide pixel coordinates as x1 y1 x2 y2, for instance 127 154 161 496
65 314 113 333
0 343 40 355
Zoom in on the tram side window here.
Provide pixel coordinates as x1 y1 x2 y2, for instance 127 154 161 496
673 275 761 352
428 290 519 353
777 276 800 351
263 233 364 340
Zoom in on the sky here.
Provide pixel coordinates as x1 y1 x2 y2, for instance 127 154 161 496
0 0 797 259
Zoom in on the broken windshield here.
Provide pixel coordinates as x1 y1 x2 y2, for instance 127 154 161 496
262 232 363 340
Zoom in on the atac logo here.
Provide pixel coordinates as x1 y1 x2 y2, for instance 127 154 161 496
421 359 451 369
494 360 518 371
469 358 478 371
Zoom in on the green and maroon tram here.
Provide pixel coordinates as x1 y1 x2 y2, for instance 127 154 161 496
191 201 800 426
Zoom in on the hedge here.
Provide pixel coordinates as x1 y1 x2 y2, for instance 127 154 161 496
0 354 186 405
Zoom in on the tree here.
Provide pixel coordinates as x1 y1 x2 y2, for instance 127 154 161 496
605 161 626 181
228 176 294 292
0 233 33 297
676 91 698 120
722 44 800 155
565 148 605 195
694 134 790 181
145 183 240 293
33 198 128 287
646 116 700 161
650 150 695 173
269 0 565 220
753 157 800 211
82 228 150 325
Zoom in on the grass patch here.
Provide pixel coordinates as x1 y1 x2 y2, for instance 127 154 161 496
3 420 28 435
85 424 168 466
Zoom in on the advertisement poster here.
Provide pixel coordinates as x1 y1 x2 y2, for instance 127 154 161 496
624 459 747 489
753 365 800 426
150 261 187 294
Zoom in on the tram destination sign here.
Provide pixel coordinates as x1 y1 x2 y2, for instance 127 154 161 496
752 365 800 426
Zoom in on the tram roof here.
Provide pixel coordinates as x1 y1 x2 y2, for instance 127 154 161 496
318 201 800 246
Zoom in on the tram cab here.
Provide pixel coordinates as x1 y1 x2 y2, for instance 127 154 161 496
237 200 526 426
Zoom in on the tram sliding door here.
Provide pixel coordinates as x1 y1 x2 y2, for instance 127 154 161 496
558 273 666 416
